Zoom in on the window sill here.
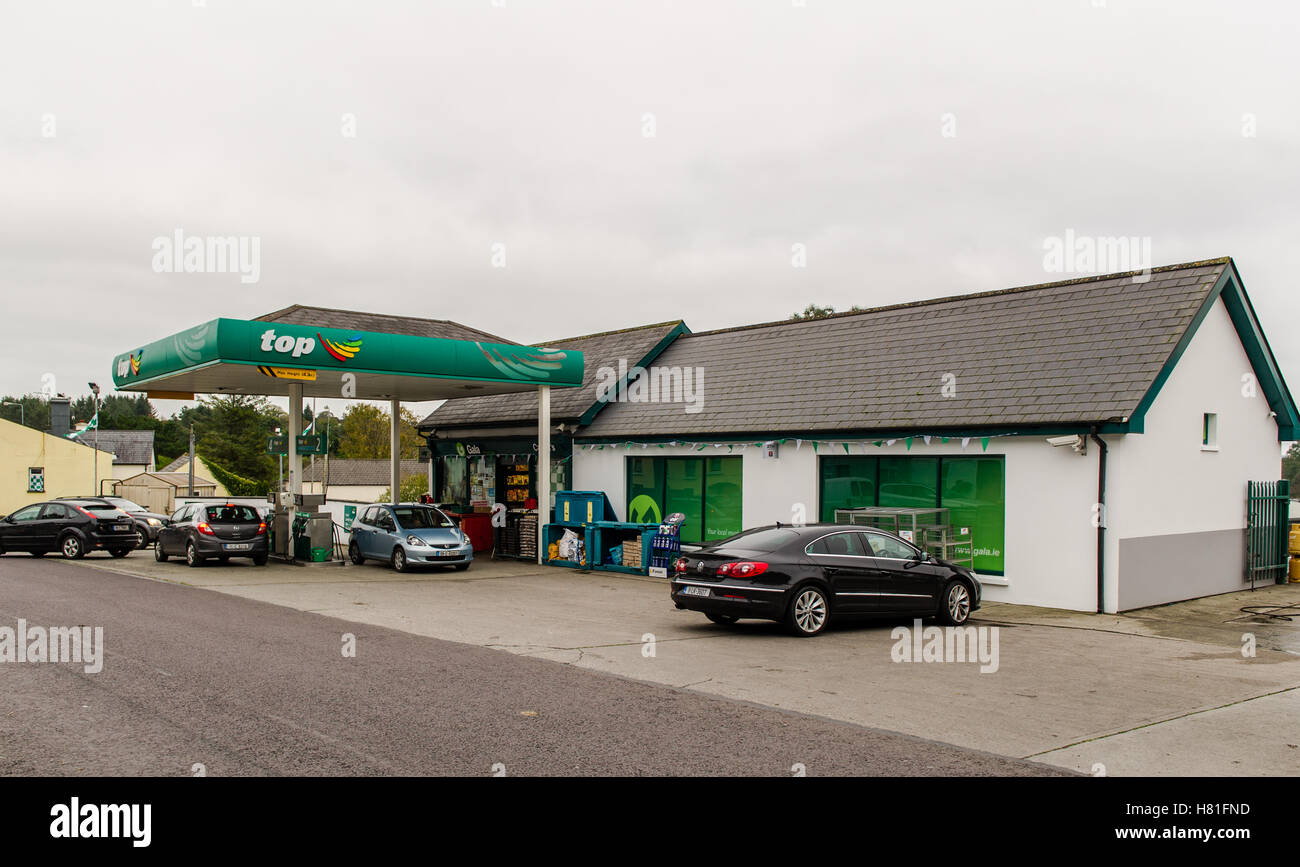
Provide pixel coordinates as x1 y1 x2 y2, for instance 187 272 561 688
975 574 1009 587
1200 446 1220 453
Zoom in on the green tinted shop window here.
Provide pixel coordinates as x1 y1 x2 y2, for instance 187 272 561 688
819 456 876 521
878 457 938 508
818 454 1006 576
704 457 742 540
627 458 665 524
625 456 741 544
940 457 1005 574
665 458 704 541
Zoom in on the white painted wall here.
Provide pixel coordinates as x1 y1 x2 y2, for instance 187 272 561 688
574 436 1103 611
1106 297 1283 608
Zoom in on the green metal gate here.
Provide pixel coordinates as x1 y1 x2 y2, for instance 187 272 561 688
1246 480 1290 588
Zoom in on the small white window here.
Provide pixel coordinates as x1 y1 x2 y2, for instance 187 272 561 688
1202 413 1218 451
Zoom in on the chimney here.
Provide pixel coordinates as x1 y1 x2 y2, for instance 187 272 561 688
48 397 71 438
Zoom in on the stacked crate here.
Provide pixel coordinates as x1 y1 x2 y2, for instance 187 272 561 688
622 536 643 569
920 525 974 569
518 512 537 560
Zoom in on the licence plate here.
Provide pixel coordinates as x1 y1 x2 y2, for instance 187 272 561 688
681 585 710 597
223 543 252 551
434 550 458 558
116 523 131 531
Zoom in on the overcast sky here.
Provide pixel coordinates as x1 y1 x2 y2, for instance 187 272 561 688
3 0 1297 420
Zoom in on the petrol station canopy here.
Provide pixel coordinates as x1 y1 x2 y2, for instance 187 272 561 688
110 316 585 401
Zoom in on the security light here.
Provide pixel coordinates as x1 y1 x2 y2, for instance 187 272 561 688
1046 434 1087 455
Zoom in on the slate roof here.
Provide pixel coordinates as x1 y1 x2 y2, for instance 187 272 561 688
420 321 687 430
124 471 217 488
580 259 1234 438
159 455 193 473
256 305 514 345
85 430 155 465
302 459 427 485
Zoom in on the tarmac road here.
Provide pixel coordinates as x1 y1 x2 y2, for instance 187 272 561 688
0 555 1065 776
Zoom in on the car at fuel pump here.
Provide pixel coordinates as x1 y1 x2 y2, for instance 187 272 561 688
348 503 473 572
155 503 269 567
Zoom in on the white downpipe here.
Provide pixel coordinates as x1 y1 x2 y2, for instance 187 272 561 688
390 398 401 505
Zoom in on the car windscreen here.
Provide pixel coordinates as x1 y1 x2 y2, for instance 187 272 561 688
393 508 453 529
710 528 803 553
205 505 260 523
106 498 146 512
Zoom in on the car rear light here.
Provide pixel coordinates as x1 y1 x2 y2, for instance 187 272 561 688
256 522 267 535
675 557 688 574
196 522 215 536
716 561 768 577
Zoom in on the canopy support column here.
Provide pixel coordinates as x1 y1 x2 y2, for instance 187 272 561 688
537 385 550 564
288 382 303 502
390 398 401 505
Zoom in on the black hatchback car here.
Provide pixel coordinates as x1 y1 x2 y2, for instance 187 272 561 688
0 499 138 559
155 503 269 567
55 496 168 549
671 524 981 636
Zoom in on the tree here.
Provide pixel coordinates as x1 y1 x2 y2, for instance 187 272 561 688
790 303 837 321
1283 443 1300 492
0 394 51 431
379 473 431 504
336 404 421 459
192 395 284 491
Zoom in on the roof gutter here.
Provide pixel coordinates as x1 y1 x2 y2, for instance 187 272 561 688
1090 427 1108 614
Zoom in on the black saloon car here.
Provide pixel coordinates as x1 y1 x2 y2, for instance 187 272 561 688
0 499 138 559
155 503 269 567
55 496 168 549
671 524 981 636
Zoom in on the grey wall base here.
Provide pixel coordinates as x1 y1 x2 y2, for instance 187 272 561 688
1118 528 1245 611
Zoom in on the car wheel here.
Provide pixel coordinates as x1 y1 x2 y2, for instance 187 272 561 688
108 548 130 558
391 547 409 573
349 542 365 565
938 580 973 626
185 541 203 568
785 585 830 637
705 613 739 625
134 529 148 550
154 543 169 562
252 553 268 566
60 534 85 560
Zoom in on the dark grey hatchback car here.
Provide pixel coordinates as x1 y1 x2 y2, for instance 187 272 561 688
671 524 981 636
155 503 268 567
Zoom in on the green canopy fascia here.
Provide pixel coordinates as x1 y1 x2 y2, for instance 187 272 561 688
111 318 584 401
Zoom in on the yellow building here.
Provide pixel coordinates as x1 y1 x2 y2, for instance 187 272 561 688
0 418 118 516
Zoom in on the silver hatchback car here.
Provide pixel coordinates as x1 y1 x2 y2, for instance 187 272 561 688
348 503 473 572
